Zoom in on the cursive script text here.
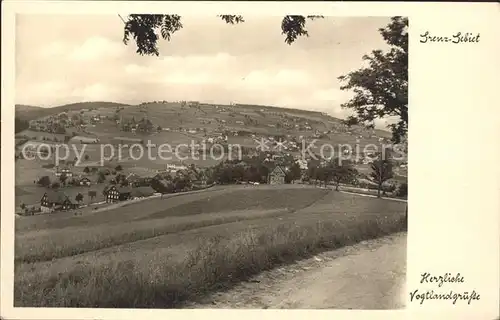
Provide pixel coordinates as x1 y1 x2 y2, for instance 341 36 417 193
420 272 465 287
420 31 480 44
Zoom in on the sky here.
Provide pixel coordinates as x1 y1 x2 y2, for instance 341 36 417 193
16 15 392 122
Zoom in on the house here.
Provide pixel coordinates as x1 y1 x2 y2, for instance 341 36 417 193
40 191 79 212
78 177 91 186
126 172 140 182
55 166 73 177
267 166 286 185
124 173 151 187
103 185 132 203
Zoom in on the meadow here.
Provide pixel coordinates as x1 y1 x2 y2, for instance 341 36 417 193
15 185 407 308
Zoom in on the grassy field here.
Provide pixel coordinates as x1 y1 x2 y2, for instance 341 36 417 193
14 185 407 308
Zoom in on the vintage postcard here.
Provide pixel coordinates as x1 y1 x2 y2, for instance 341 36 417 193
1 1 499 320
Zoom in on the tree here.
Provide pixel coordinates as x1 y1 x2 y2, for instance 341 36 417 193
59 173 68 185
75 193 84 204
286 162 302 183
115 165 123 171
51 182 60 189
338 16 408 144
84 154 90 161
151 178 169 194
68 178 77 186
97 172 106 183
395 182 408 198
121 14 323 56
307 165 319 185
83 166 90 174
88 190 97 203
20 203 26 210
330 159 358 191
37 176 51 188
316 167 330 187
370 157 394 198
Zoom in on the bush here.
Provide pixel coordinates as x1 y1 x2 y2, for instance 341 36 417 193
37 176 51 187
395 183 408 197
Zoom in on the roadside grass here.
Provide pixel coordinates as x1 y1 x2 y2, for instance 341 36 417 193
15 191 407 308
15 209 291 264
15 207 406 308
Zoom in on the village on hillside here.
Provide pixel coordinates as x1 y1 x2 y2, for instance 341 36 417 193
14 101 407 216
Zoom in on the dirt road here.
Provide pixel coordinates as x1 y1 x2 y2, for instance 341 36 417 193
188 232 407 309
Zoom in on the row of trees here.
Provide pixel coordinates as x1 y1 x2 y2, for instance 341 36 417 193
36 173 84 189
211 161 270 185
194 154 401 198
305 160 358 190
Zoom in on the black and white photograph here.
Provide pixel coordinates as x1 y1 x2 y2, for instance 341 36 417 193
11 14 410 309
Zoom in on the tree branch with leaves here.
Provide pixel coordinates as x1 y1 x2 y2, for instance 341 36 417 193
122 14 323 56
338 16 408 144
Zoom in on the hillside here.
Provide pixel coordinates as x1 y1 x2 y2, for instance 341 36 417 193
15 101 390 136
16 104 42 113
15 100 394 159
15 101 130 121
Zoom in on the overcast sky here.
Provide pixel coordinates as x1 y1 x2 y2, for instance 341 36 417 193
16 15 391 120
